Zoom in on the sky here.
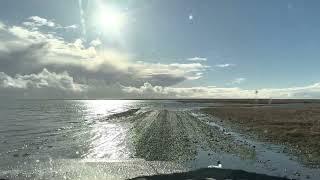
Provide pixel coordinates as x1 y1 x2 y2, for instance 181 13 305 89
1 0 320 99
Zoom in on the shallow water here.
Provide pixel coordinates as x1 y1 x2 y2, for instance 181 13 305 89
0 99 319 179
191 112 320 179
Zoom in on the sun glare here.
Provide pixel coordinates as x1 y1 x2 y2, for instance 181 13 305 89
96 6 126 35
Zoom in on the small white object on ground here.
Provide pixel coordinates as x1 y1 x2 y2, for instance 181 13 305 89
208 161 222 168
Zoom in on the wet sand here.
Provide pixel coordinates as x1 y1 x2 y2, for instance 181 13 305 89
202 102 320 167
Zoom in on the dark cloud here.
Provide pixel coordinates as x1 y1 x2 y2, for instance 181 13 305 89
0 42 48 75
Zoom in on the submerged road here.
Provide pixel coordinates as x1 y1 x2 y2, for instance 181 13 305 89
127 109 254 162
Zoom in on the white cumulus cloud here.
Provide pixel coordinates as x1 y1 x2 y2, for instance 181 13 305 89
122 82 320 99
0 68 87 92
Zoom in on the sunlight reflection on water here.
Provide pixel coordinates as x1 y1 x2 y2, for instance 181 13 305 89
80 100 135 117
85 122 131 159
79 100 136 161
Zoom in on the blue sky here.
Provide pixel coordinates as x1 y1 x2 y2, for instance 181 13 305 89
1 0 320 98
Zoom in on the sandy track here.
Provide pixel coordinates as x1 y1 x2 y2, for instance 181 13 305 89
127 109 255 162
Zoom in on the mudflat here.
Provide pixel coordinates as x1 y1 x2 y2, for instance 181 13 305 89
201 102 320 167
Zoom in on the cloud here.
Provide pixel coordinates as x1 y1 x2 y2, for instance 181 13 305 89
22 16 79 32
122 82 320 99
0 68 87 92
130 62 209 83
187 57 207 61
0 20 209 98
215 63 235 68
231 78 246 84
0 22 5 30
23 16 55 28
90 39 102 47
64 24 78 30
122 82 250 98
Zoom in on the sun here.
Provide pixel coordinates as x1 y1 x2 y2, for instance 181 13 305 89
96 6 127 35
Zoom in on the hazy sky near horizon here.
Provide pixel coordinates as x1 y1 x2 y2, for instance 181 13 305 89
1 0 320 99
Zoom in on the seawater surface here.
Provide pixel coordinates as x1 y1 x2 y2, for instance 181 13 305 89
0 99 319 179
